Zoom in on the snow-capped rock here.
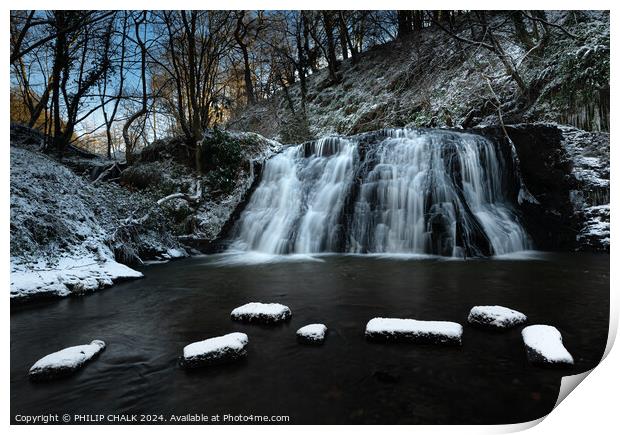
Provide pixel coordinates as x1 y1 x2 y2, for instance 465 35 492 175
467 305 527 329
365 317 463 345
522 325 574 365
28 340 106 381
181 332 248 369
231 302 292 324
297 324 327 344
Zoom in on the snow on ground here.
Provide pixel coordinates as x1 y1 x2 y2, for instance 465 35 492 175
181 332 248 369
297 324 327 344
228 12 608 144
578 204 610 249
231 302 292 324
468 305 527 329
10 145 153 302
365 317 463 345
28 340 106 380
522 325 574 365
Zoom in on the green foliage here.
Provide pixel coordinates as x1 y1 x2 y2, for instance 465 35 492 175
201 128 243 193
279 113 313 144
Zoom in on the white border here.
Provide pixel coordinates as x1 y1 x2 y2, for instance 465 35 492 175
3 2 617 433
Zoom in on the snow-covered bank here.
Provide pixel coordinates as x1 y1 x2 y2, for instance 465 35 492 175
10 126 280 303
11 256 142 301
28 340 106 381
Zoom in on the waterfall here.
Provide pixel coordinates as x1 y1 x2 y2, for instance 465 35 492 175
229 129 531 257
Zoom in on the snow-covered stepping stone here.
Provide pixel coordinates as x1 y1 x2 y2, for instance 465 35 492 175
231 302 292 324
522 325 574 366
365 318 463 345
181 332 248 369
468 305 527 329
297 324 327 344
28 340 106 381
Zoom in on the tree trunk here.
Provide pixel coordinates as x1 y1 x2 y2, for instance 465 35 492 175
338 12 348 60
51 12 66 155
322 12 339 83
181 11 204 172
234 13 256 105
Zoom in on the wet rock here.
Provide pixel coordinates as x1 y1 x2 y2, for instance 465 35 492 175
365 317 463 345
231 302 292 324
28 340 106 381
181 332 248 369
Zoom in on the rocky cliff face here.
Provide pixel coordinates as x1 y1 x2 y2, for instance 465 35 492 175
476 124 609 252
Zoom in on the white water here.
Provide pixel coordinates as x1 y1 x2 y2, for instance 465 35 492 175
229 129 531 257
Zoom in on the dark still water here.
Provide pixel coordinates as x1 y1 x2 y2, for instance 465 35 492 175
11 252 609 424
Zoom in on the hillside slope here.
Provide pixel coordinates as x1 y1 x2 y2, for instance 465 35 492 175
227 11 609 143
10 126 280 303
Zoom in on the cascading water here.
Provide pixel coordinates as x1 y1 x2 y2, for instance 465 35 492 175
228 129 531 258
231 137 358 254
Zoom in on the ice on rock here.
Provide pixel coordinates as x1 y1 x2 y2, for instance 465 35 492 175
28 340 106 381
468 305 527 329
365 318 463 345
181 332 248 369
297 324 327 344
522 325 574 365
231 302 292 324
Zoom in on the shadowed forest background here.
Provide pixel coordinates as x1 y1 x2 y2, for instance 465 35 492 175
10 10 609 162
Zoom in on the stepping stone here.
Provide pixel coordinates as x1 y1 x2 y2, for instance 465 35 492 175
29 340 106 381
522 325 574 366
231 302 292 324
181 332 248 369
297 324 327 344
468 305 527 329
365 317 463 345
